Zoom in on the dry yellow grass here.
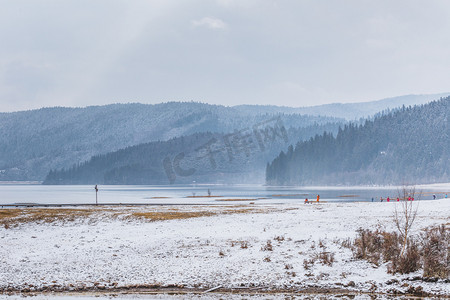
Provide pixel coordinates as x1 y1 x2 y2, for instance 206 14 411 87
216 197 270 202
129 210 216 221
127 207 257 221
0 209 22 219
0 206 266 226
270 194 306 197
185 195 223 198
0 208 97 226
215 198 258 202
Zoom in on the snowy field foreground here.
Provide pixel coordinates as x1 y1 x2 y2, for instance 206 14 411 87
0 199 449 298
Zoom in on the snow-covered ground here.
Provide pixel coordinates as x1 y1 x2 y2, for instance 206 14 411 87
0 198 449 298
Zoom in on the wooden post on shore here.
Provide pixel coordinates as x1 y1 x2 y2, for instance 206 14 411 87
95 185 98 205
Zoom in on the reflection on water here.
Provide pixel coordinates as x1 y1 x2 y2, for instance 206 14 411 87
0 183 448 205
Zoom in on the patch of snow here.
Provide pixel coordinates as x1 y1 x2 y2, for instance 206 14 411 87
0 199 448 296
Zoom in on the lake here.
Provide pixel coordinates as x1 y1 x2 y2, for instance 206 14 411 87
0 183 448 206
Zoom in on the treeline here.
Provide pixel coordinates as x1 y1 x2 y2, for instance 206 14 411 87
266 97 450 185
44 132 219 185
44 122 341 185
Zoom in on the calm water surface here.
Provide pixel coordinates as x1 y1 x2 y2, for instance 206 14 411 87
0 184 447 205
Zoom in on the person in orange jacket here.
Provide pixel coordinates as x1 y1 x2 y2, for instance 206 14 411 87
316 194 320 202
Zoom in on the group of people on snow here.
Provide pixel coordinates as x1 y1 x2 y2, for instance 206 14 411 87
304 194 320 204
303 192 449 204
378 196 414 202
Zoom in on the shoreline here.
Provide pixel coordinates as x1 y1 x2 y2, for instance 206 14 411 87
2 284 448 299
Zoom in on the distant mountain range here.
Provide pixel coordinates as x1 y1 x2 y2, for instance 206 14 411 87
266 96 450 185
236 93 450 120
0 93 447 183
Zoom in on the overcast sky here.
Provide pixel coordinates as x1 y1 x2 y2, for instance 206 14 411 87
1 0 450 112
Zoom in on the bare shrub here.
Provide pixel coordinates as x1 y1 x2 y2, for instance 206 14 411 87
381 231 401 263
240 241 249 249
353 228 416 272
261 240 273 251
287 271 296 277
352 226 442 276
274 235 285 242
318 239 325 248
284 263 293 270
317 251 335 266
303 258 314 270
388 239 420 274
421 225 449 279
231 240 249 248
263 256 271 262
340 237 353 249
353 228 383 265
219 250 225 257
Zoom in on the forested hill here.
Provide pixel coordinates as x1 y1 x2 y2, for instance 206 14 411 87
266 97 450 186
1 95 446 181
43 123 340 185
0 102 341 181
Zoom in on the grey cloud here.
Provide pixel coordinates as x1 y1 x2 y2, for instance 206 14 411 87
0 0 449 111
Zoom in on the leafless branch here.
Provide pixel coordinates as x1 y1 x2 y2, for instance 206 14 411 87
394 184 420 256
